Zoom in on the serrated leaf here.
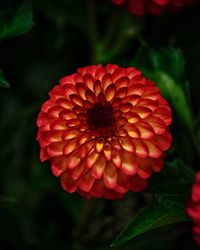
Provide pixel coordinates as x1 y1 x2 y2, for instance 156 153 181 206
0 1 34 40
0 70 10 88
111 195 189 247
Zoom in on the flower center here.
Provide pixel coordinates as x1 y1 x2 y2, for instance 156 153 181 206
86 102 115 132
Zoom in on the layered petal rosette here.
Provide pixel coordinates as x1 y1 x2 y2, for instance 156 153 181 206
187 171 200 245
36 64 172 199
112 0 198 15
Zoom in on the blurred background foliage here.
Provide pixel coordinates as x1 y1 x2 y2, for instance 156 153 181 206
0 0 200 249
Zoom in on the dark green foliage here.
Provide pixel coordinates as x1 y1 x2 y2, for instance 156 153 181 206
0 1 200 249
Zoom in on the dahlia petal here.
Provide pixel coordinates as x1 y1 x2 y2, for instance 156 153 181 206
83 100 93 110
49 85 64 101
97 92 106 104
61 84 76 100
129 175 148 192
63 140 77 155
95 138 105 153
113 110 123 119
79 170 95 192
86 151 99 168
102 73 112 90
47 141 66 157
114 76 129 88
59 74 76 85
153 108 172 126
47 106 63 118
112 150 122 168
40 147 49 161
69 94 83 106
93 80 102 96
78 141 94 159
73 73 84 83
121 152 137 175
128 0 145 15
105 64 119 74
135 98 157 111
41 100 54 113
61 171 78 193
131 107 152 118
70 162 85 180
137 160 153 179
122 94 140 106
124 124 141 139
115 87 128 98
127 67 141 79
155 131 172 151
115 169 130 193
134 140 149 158
50 120 67 130
51 157 67 176
89 179 105 198
112 69 127 82
103 162 117 189
62 129 79 140
66 152 81 169
44 130 63 144
85 89 96 103
117 117 128 127
127 83 145 96
56 98 74 109
75 82 87 100
149 158 163 172
144 116 166 135
112 97 122 108
36 111 48 126
105 84 116 101
112 0 125 4
134 122 154 139
103 143 112 161
144 140 162 158
59 110 77 120
142 87 160 101
92 156 106 179
119 137 135 153
126 112 141 124
120 103 133 112
83 73 94 90
103 189 124 199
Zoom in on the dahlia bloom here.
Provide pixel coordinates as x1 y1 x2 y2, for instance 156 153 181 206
112 0 198 15
36 64 172 199
187 171 200 245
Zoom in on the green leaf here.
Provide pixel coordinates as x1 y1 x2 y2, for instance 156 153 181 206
141 68 194 130
154 71 193 130
0 1 34 40
111 195 190 247
0 70 10 88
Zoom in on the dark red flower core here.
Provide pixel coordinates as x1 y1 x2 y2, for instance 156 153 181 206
87 102 115 132
36 64 172 199
187 171 200 245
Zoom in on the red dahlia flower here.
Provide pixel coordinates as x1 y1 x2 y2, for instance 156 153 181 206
36 64 172 199
112 0 198 15
187 171 200 245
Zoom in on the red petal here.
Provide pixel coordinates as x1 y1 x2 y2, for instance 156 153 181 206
129 174 148 192
103 162 117 189
51 157 67 176
61 171 78 193
79 170 95 192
